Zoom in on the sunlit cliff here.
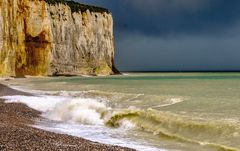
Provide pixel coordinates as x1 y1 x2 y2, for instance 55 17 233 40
0 0 118 76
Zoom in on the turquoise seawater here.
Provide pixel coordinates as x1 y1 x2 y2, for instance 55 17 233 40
5 72 240 151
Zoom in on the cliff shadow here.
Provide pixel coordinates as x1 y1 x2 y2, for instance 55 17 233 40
15 32 51 77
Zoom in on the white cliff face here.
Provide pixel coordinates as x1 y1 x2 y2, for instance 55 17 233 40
0 0 116 77
48 4 115 75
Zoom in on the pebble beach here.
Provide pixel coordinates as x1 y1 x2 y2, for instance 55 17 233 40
0 83 135 151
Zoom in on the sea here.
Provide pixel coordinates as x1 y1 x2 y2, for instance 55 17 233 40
2 72 240 151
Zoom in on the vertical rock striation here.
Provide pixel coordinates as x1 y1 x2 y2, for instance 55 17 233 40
0 0 117 76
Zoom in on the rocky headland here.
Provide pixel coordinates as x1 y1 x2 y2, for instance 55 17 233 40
0 0 119 77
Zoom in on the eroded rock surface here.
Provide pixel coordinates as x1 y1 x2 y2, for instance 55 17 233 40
0 0 117 76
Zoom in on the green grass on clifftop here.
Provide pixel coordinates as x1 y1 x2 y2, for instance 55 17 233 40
45 0 110 13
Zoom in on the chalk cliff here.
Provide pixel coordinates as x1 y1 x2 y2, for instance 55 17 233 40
0 0 118 76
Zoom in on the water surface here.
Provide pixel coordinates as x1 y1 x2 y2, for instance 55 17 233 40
3 72 240 151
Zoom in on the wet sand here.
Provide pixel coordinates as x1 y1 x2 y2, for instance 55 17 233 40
0 83 135 151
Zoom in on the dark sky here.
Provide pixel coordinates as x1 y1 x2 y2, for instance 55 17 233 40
76 0 240 71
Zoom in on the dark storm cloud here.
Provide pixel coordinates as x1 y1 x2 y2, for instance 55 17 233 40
78 0 240 36
123 0 210 14
76 0 240 71
115 30 240 71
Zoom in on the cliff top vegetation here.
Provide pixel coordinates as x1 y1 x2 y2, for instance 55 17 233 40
45 0 110 13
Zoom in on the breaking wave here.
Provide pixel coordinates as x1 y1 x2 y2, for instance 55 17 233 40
45 98 108 125
106 109 239 151
1 92 240 151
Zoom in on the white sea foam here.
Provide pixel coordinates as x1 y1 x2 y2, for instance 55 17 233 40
1 95 65 112
126 94 144 101
1 93 166 151
6 86 88 97
154 98 184 108
119 119 136 129
34 122 165 151
1 95 109 125
122 73 130 76
45 98 108 125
